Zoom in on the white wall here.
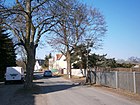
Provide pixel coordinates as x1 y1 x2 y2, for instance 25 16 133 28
63 69 86 77
34 61 41 71
52 55 67 70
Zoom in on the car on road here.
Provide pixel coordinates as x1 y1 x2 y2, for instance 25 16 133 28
43 70 52 77
5 67 25 84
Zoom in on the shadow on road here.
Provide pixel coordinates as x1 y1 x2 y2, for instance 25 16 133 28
41 83 79 94
34 76 79 94
0 76 79 105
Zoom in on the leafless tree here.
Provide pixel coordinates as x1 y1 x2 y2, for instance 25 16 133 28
48 0 107 78
16 46 27 65
0 0 59 88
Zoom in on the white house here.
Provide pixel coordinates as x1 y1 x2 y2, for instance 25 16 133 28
49 54 67 70
34 59 45 71
49 54 85 77
133 64 140 68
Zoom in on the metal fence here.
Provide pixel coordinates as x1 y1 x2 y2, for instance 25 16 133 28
90 71 140 94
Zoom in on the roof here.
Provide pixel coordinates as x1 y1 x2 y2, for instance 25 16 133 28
36 59 45 66
56 54 63 60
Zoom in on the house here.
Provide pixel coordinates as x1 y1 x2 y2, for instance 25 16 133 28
133 64 140 68
49 54 67 70
48 54 85 77
34 59 45 71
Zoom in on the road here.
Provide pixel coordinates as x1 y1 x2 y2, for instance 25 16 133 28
36 76 140 105
0 82 23 105
0 74 140 105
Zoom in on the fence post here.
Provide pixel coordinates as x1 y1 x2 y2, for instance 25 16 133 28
133 72 136 93
115 71 118 89
98 71 101 85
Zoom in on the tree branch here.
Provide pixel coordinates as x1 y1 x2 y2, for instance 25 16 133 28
4 23 20 41
32 0 48 12
35 21 59 46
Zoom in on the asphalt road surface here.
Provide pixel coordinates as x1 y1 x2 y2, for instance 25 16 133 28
0 75 140 105
36 76 140 105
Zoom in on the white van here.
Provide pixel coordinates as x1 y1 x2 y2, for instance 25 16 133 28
5 67 25 84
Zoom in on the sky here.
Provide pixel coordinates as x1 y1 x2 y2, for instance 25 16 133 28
37 0 140 60
4 0 140 60
81 0 140 60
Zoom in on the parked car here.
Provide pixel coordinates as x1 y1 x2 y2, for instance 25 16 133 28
43 70 52 77
5 67 25 84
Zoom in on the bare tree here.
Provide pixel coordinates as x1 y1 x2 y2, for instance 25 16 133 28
1 0 59 88
16 46 27 66
47 0 86 78
128 56 140 63
48 0 107 78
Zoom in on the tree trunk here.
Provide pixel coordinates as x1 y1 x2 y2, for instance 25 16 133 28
0 66 6 81
66 51 72 78
24 44 36 88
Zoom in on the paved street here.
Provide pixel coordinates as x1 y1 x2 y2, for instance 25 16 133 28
36 76 140 105
0 75 140 105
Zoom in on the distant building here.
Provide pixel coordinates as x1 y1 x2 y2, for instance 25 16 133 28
133 64 140 68
49 54 67 70
48 54 85 77
34 59 45 71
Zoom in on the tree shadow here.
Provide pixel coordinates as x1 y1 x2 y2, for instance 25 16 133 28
40 83 78 94
0 76 79 105
34 76 79 94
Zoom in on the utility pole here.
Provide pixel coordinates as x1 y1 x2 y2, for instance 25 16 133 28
85 39 92 84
